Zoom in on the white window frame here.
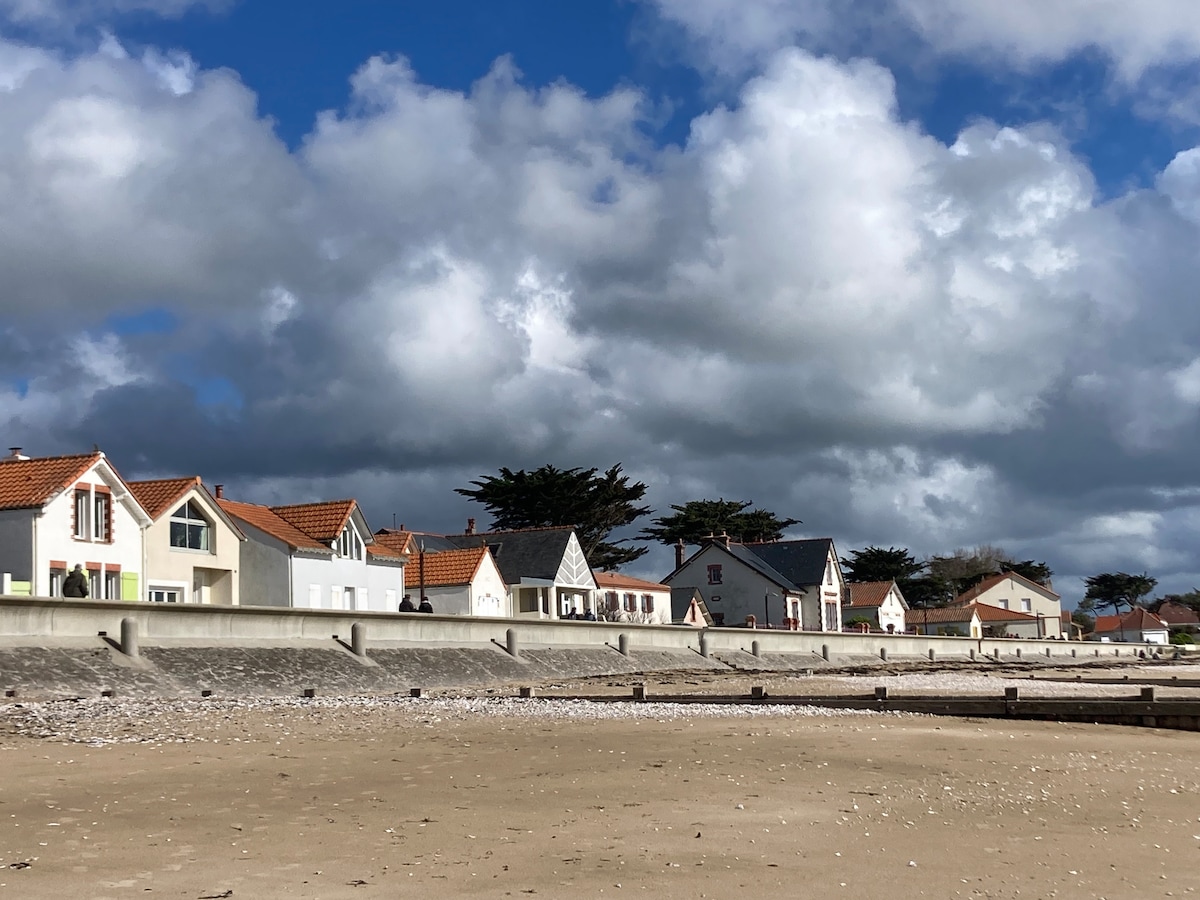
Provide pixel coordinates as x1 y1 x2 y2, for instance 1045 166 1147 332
74 489 89 539
1020 598 1032 612
148 581 187 603
338 523 364 560
170 500 213 552
93 493 110 542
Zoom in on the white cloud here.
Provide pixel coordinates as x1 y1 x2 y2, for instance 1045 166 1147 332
649 0 1200 81
0 0 230 29
3 33 1200 591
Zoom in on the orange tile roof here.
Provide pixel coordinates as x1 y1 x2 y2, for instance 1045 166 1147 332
271 499 356 543
0 453 100 511
405 547 488 588
217 499 330 552
367 541 406 560
910 606 978 624
128 477 200 520
969 601 1038 622
1094 608 1168 634
594 571 668 591
847 581 893 608
374 529 413 555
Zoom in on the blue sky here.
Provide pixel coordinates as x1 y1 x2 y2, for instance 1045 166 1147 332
6 0 1200 602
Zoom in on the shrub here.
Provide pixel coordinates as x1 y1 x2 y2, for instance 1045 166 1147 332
1170 632 1195 645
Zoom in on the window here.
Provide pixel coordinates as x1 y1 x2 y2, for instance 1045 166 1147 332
148 588 180 603
343 587 356 611
826 564 833 585
997 599 1009 609
706 564 723 585
170 501 211 551
93 493 111 542
623 593 636 612
88 570 100 599
1020 598 1032 612
74 490 89 539
641 594 655 614
49 568 65 597
104 571 120 600
605 591 619 612
338 525 364 560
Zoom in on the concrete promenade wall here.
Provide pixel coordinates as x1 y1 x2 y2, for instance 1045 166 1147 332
0 595 1153 660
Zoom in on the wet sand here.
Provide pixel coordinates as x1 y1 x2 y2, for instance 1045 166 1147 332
1 688 1199 899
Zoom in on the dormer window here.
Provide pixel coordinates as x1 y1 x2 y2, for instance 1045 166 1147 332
338 524 363 560
170 501 211 551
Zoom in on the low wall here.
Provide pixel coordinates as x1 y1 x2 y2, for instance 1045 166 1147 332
0 595 1156 660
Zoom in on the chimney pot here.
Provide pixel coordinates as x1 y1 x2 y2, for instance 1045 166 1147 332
466 517 476 535
215 484 224 499
675 538 686 570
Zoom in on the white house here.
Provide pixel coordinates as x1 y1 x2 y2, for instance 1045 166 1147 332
663 536 845 631
0 449 151 599
594 571 672 624
952 571 1063 638
844 580 908 633
217 494 406 611
1091 608 1170 644
397 545 510 617
379 524 596 620
129 477 245 604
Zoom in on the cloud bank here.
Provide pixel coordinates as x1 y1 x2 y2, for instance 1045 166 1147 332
4 8 1200 599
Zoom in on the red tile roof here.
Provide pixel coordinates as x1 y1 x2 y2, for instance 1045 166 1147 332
594 571 668 592
1155 601 1200 626
847 581 893 608
970 601 1038 622
271 500 356 544
217 499 330 552
128 477 200 520
367 541 406 560
1094 608 1168 634
374 529 413 556
910 606 978 624
405 547 489 588
0 453 100 511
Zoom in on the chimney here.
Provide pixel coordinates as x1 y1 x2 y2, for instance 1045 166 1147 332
466 517 476 535
719 531 730 548
215 485 224 499
675 538 686 570
6 447 28 461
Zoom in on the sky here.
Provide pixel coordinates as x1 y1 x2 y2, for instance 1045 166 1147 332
4 1 1200 605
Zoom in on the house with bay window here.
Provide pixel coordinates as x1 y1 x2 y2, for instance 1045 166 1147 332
128 477 245 604
0 449 150 599
217 493 406 610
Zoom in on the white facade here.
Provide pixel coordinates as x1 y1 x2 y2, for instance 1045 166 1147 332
224 502 405 611
594 574 672 625
665 542 841 630
411 550 511 617
510 532 597 620
963 574 1063 638
0 456 150 600
142 485 243 605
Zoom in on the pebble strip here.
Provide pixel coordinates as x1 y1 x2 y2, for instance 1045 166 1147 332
0 695 905 746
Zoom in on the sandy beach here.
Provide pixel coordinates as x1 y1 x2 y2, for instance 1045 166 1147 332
2 673 1199 899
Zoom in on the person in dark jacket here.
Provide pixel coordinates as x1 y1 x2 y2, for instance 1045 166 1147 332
418 596 434 613
62 564 88 598
398 594 416 612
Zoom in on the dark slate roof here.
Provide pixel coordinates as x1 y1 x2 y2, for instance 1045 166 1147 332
442 527 573 583
739 539 833 590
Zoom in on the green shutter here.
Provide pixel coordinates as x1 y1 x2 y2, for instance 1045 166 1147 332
121 572 139 601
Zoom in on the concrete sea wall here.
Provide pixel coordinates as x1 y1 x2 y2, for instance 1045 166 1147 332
0 595 1164 699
